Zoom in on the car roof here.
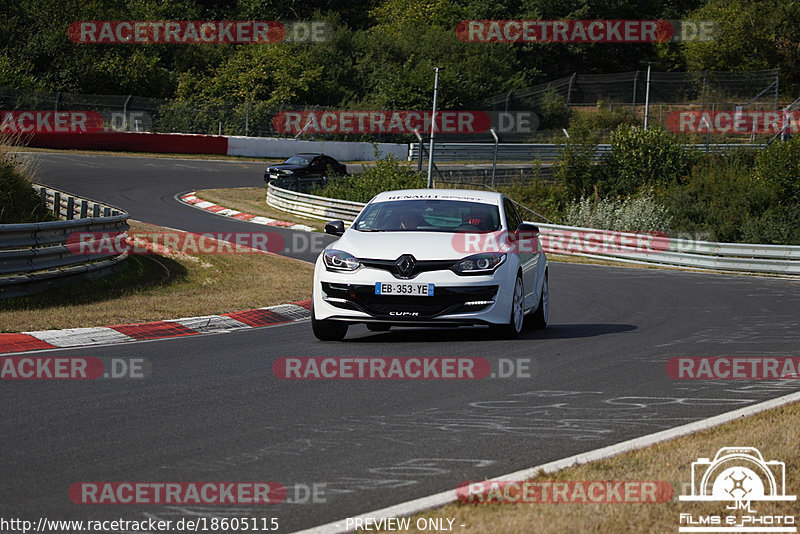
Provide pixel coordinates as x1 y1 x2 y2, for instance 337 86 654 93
370 189 503 205
292 153 326 157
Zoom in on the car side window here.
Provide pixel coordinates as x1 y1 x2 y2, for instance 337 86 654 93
503 198 522 231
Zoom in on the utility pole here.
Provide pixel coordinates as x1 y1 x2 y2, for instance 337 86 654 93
427 67 442 188
489 128 499 188
644 63 652 130
640 61 658 130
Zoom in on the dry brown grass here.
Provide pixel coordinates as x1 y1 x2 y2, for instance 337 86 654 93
1 220 313 332
195 187 325 230
386 401 800 533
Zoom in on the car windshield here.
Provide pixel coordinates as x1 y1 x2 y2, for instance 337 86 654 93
284 156 311 165
354 200 501 233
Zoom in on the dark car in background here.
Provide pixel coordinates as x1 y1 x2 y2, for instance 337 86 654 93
264 153 348 190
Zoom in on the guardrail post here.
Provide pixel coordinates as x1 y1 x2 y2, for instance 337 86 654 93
66 196 74 220
103 207 111 217
93 204 100 217
80 200 88 218
53 192 61 216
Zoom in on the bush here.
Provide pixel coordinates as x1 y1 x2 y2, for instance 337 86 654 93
309 151 425 203
563 191 672 233
656 151 774 242
496 173 569 223
601 126 696 196
0 139 52 224
538 87 570 130
754 136 800 201
572 102 639 131
555 120 601 200
741 204 800 245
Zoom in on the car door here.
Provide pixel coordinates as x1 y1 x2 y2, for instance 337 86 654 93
298 156 326 188
308 156 326 176
503 197 537 308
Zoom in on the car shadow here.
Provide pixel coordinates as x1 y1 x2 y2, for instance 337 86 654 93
346 323 636 343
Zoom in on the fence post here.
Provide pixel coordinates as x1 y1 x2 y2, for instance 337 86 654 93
244 100 253 136
489 128 499 188
702 71 709 150
632 70 638 113
122 94 132 131
566 73 576 104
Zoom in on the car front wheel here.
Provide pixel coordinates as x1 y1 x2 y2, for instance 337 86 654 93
311 305 348 341
491 274 525 339
528 271 548 329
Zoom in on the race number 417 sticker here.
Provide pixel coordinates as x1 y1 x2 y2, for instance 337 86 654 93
679 447 796 533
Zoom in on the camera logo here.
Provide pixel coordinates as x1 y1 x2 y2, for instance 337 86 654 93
681 447 794 503
678 447 796 533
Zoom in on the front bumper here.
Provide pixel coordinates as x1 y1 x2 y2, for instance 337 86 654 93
313 258 517 326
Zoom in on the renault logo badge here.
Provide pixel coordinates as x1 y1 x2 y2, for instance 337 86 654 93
395 255 416 278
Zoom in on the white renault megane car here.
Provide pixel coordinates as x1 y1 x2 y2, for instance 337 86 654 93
311 189 548 341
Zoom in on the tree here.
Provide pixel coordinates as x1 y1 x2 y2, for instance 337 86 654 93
681 0 800 82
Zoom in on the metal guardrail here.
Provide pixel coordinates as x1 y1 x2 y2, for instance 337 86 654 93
408 143 766 162
536 223 800 275
266 184 800 275
0 185 130 298
266 182 365 222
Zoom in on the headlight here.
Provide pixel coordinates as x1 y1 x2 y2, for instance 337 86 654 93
323 249 360 271
452 253 506 275
283 170 294 175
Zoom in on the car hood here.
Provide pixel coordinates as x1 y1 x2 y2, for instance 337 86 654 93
333 230 477 261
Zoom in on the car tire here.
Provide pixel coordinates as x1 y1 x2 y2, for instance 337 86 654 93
366 323 391 332
491 274 525 339
528 271 548 329
311 305 348 341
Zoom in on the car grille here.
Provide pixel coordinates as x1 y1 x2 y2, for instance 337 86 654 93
321 283 498 319
359 258 457 279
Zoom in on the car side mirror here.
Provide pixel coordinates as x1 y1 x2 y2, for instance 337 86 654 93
325 220 345 236
513 222 541 253
516 222 540 234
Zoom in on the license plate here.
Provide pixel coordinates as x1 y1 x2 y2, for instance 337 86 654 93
375 282 434 296
269 174 279 180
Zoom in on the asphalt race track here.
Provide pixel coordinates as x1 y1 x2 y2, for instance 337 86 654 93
2 152 800 532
